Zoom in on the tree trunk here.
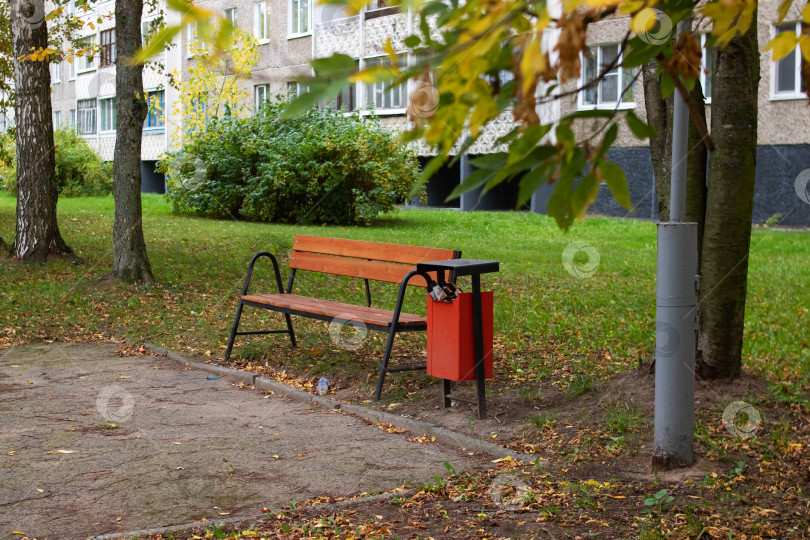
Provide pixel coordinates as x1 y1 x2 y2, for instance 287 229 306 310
9 0 75 262
697 19 759 378
643 60 673 222
110 0 154 283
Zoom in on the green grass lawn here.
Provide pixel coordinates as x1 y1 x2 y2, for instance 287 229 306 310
1 191 808 385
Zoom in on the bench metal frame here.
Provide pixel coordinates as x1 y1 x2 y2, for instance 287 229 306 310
223 248 459 401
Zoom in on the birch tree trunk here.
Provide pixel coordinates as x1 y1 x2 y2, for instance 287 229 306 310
697 20 760 378
110 0 154 283
9 0 75 262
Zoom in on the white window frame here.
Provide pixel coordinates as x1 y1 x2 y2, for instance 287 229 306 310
578 44 636 110
69 109 76 128
224 7 237 26
772 22 805 100
51 61 61 83
700 33 712 104
77 98 97 134
53 111 61 126
77 35 96 73
99 97 116 132
364 55 406 112
186 22 198 57
254 1 269 42
254 84 269 112
288 0 311 38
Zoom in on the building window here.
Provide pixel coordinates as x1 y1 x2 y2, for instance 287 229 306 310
77 99 97 134
78 36 95 72
69 54 76 79
254 2 268 40
365 56 405 110
774 22 805 97
100 29 116 67
187 22 198 55
224 7 237 26
144 90 165 128
69 109 76 128
142 19 157 45
579 44 635 109
700 34 713 102
100 97 116 132
53 111 62 126
51 61 61 83
289 0 310 36
254 84 269 112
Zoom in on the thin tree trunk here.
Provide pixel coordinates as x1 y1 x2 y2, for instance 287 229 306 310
697 19 759 378
110 0 154 283
643 60 672 222
9 0 75 262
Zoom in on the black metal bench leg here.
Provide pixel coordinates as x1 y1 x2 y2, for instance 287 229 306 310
283 313 297 347
373 325 399 401
224 301 244 361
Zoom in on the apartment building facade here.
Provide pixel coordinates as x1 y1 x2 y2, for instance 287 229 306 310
45 0 809 223
566 0 810 226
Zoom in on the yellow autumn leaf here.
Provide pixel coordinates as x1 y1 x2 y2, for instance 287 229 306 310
583 479 601 486
764 31 798 62
619 0 648 15
519 36 546 95
804 2 810 23
630 8 658 35
491 456 513 463
55 449 76 454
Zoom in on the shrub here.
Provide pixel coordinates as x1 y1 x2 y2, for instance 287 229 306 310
0 128 112 197
162 99 422 225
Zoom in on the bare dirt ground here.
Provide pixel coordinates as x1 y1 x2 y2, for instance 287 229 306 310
0 343 487 540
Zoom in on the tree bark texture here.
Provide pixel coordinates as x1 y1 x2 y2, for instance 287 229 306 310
643 60 673 222
9 0 74 262
111 0 154 283
697 20 760 378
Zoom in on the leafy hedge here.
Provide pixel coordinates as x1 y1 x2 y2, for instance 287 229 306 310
161 100 421 225
0 128 112 197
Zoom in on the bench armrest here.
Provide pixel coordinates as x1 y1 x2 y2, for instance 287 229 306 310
241 251 286 296
390 269 433 327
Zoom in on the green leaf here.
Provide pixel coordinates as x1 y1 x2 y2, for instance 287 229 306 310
136 25 182 62
404 35 421 48
469 153 507 170
625 110 657 140
571 174 599 219
516 163 554 208
311 53 357 77
507 124 550 165
660 72 676 99
282 80 345 119
599 161 632 210
446 167 497 201
595 123 618 163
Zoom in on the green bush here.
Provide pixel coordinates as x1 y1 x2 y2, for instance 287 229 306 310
0 128 112 197
162 99 422 225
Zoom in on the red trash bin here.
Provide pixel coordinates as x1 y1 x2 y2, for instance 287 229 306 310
426 292 494 381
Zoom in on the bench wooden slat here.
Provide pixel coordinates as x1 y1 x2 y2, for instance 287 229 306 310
289 252 432 286
242 294 427 327
293 235 458 265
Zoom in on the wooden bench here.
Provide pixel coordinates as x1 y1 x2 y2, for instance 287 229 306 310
223 235 461 400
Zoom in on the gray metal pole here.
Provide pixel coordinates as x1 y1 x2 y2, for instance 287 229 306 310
653 17 698 468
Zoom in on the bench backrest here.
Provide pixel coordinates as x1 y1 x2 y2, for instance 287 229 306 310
289 235 461 287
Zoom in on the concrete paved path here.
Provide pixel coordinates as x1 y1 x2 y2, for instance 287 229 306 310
0 343 483 539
